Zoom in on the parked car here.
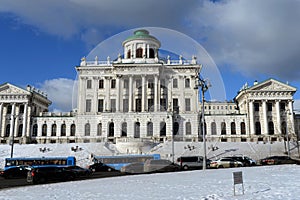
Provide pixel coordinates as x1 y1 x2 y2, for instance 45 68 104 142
1 165 32 179
224 155 256 167
260 156 300 165
88 162 116 172
27 166 76 184
65 166 92 177
210 158 243 169
144 159 180 173
176 156 211 170
120 162 144 174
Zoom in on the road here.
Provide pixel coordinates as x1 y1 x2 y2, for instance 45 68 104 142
0 171 125 190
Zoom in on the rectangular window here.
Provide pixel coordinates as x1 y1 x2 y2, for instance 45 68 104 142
173 78 178 88
136 79 141 88
185 98 191 111
124 79 129 89
123 99 129 112
148 99 154 111
99 79 104 89
160 98 167 111
280 102 285 110
254 102 260 111
98 99 104 112
267 103 273 111
86 99 91 112
87 80 92 89
148 79 154 89
185 78 190 88
111 79 116 89
136 99 142 112
173 98 179 113
111 99 116 112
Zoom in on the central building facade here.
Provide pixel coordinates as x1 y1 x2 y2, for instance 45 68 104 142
76 30 202 143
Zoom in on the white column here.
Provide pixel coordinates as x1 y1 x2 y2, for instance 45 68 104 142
116 76 120 112
154 75 158 112
276 100 281 134
1 105 7 137
262 100 268 134
93 78 98 113
129 76 133 112
26 106 31 138
10 103 16 137
288 100 295 134
0 103 2 137
167 78 172 111
142 75 146 112
105 77 110 111
249 100 255 135
22 103 28 137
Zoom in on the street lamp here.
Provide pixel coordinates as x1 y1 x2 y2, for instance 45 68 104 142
195 73 211 170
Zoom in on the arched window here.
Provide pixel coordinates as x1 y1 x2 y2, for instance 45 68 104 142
121 122 127 137
221 122 226 135
231 122 236 135
160 122 166 136
18 124 23 137
127 49 131 58
186 122 191 135
97 123 102 136
136 48 143 58
5 124 10 137
134 122 140 138
147 122 153 137
211 122 217 135
51 124 57 136
70 124 76 136
269 121 274 135
32 124 38 137
149 48 155 58
174 122 179 135
255 122 261 135
240 122 246 135
85 123 90 136
42 124 47 136
108 122 114 137
61 124 66 136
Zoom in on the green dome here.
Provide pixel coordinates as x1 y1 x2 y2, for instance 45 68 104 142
123 29 160 46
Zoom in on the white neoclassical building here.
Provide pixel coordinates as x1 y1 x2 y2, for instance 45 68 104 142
0 29 299 148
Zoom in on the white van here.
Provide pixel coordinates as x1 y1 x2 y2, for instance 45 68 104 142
176 156 207 170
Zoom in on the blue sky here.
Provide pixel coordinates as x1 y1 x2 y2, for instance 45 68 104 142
0 0 299 112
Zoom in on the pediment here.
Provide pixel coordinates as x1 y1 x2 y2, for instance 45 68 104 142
0 83 30 95
250 79 296 92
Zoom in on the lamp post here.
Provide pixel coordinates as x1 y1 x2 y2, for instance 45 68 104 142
195 73 211 170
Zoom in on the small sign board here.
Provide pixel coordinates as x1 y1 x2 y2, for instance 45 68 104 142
233 171 244 195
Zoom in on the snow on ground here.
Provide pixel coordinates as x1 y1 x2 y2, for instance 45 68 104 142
1 165 300 200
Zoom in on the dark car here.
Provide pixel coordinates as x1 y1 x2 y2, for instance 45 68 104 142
27 166 76 184
65 166 92 177
88 163 116 172
1 165 32 179
120 162 144 174
224 156 256 167
144 159 181 173
260 156 300 165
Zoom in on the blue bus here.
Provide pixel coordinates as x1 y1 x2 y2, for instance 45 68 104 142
4 156 76 170
93 154 160 170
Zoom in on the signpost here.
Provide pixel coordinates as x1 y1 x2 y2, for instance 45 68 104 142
233 171 244 196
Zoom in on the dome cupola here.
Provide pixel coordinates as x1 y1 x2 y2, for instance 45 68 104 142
122 29 161 59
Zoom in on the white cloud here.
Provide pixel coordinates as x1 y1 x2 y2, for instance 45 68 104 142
36 78 77 112
1 0 299 82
